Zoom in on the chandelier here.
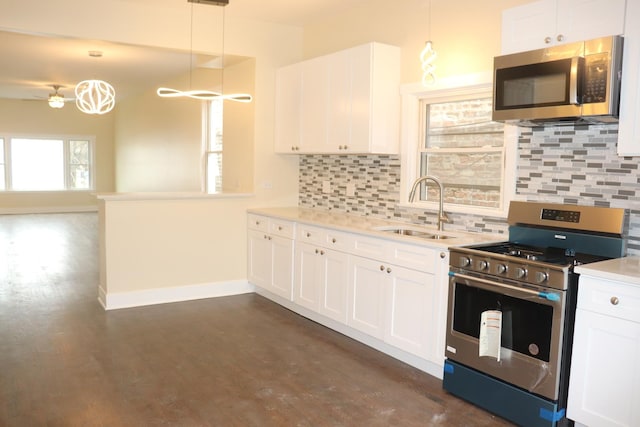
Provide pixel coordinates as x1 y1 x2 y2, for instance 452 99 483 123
75 79 116 115
157 1 252 103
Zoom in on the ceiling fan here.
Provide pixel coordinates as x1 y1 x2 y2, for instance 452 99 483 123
38 84 75 109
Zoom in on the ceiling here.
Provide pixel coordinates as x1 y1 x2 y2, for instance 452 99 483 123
0 0 370 104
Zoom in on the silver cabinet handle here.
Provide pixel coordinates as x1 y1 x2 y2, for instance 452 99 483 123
380 265 385 271
386 267 392 273
544 36 552 44
610 296 620 306
440 252 446 259
557 34 564 42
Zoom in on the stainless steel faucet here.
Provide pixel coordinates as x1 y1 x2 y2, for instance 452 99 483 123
408 175 449 231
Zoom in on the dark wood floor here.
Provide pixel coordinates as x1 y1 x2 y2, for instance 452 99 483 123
0 213 514 426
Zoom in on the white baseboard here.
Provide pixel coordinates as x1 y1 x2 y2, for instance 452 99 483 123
0 205 98 215
101 280 255 310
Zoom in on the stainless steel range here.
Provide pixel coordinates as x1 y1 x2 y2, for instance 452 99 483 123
443 201 628 427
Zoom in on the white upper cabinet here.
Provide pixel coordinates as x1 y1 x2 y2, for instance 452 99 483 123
501 0 626 54
618 0 640 156
275 42 400 154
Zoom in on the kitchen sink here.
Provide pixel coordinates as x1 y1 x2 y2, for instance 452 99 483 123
373 226 453 240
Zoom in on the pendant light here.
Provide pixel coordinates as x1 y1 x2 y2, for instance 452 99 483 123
420 0 437 85
75 79 116 114
75 50 116 114
157 1 252 103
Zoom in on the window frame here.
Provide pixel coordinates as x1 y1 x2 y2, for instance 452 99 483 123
0 134 96 192
399 72 518 218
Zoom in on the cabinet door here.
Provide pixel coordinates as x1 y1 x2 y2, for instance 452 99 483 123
300 57 328 152
293 241 322 311
274 63 302 153
384 264 434 358
348 255 386 339
348 43 373 153
270 235 294 300
247 229 271 289
567 309 640 427
501 0 557 54
557 0 626 45
318 248 349 323
327 49 352 153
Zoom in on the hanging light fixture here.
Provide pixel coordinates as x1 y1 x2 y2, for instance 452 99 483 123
75 79 116 114
420 0 437 85
157 0 252 103
48 85 65 109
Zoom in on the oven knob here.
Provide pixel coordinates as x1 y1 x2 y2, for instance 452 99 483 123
516 267 527 279
459 256 471 267
496 264 507 274
535 271 548 283
477 260 489 271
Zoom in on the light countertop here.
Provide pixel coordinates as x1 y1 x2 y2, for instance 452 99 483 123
576 256 640 286
248 207 505 249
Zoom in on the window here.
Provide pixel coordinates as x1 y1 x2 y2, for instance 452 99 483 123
205 99 223 194
401 76 516 217
0 136 94 191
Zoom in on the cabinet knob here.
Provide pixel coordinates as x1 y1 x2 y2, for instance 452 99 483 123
255 221 260 225
544 36 552 44
386 267 392 274
278 226 283 231
332 238 337 243
440 252 446 259
380 265 385 271
263 235 268 239
610 296 620 306
315 249 319 254
320 250 325 255
306 232 311 238
556 34 564 42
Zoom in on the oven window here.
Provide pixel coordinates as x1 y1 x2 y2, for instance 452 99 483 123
452 282 553 362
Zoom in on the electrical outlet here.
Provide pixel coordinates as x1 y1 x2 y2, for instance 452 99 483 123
322 180 331 194
346 183 356 197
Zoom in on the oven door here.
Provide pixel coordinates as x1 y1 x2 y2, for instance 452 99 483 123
445 271 566 401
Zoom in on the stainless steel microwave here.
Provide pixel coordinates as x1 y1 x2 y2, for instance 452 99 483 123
492 35 623 126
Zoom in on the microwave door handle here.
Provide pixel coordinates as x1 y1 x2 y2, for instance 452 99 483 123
569 57 581 105
450 272 560 301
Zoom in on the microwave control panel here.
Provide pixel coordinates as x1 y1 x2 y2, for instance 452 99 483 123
583 52 608 104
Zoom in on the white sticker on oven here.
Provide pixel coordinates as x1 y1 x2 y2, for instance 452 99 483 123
479 310 502 362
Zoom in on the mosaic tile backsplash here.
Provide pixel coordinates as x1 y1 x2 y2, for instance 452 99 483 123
299 123 640 256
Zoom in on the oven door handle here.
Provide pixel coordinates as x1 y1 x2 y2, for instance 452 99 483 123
449 272 560 301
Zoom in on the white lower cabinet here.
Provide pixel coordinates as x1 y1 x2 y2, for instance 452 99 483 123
385 264 435 359
568 272 640 427
248 211 451 375
348 255 387 339
247 215 295 300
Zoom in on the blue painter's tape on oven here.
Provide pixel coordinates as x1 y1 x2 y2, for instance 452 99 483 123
538 292 560 301
443 360 566 427
443 360 454 374
539 407 566 422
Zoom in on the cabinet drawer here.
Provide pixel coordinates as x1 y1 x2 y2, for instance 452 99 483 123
323 229 353 252
352 234 387 260
296 224 327 245
269 219 295 239
247 214 268 232
387 242 438 273
578 276 640 323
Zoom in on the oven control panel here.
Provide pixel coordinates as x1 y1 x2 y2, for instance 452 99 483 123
541 208 580 223
452 251 568 290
